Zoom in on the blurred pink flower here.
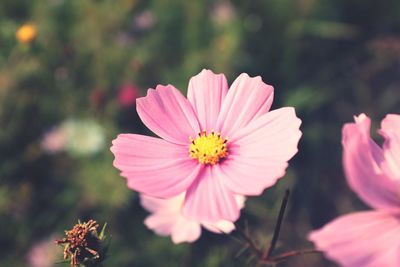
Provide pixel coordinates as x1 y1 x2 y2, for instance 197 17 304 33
118 83 140 108
211 1 235 25
134 10 155 30
27 235 58 267
309 114 400 267
42 119 105 156
141 193 245 244
111 69 302 222
41 127 67 153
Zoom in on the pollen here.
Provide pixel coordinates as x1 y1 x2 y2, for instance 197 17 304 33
189 130 228 165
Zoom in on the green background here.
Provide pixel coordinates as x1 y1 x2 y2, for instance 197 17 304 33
1 0 400 266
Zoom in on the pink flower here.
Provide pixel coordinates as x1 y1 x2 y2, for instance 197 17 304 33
41 127 67 153
111 69 302 222
27 235 59 267
211 1 235 25
134 10 155 30
309 114 400 267
141 193 245 244
118 83 140 108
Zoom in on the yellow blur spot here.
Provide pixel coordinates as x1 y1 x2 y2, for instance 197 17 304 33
16 23 37 44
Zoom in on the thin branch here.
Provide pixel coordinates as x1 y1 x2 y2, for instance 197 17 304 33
237 228 263 257
235 243 250 258
233 190 320 266
259 249 321 265
262 189 290 260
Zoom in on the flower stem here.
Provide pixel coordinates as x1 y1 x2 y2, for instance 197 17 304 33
235 190 321 266
259 249 321 265
262 189 290 261
237 227 263 257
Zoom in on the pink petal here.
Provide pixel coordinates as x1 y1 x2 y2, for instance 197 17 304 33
342 114 400 210
367 246 400 267
202 220 235 234
111 134 202 198
234 195 246 209
379 114 400 179
214 160 287 196
216 73 274 137
308 211 400 267
140 194 184 213
141 194 202 243
171 217 202 244
187 69 228 132
144 213 178 236
201 195 244 234
218 108 301 195
136 84 200 144
182 166 240 222
381 114 400 131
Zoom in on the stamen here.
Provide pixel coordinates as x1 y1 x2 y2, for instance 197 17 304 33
189 131 228 165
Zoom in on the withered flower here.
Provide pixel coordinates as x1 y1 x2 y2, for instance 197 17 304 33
55 220 107 267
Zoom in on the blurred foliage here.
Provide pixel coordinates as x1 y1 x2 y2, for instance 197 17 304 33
0 0 400 266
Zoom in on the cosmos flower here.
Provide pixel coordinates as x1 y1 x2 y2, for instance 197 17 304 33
141 193 245 244
16 23 37 44
309 114 400 267
111 69 302 222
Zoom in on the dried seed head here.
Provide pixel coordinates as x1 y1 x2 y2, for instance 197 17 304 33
55 220 107 267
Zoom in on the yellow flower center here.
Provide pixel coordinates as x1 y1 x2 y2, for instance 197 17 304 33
189 130 228 165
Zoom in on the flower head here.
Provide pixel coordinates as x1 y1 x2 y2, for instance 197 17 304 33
141 193 245 244
189 130 228 165
55 220 108 267
16 23 37 44
309 114 400 267
111 69 302 222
